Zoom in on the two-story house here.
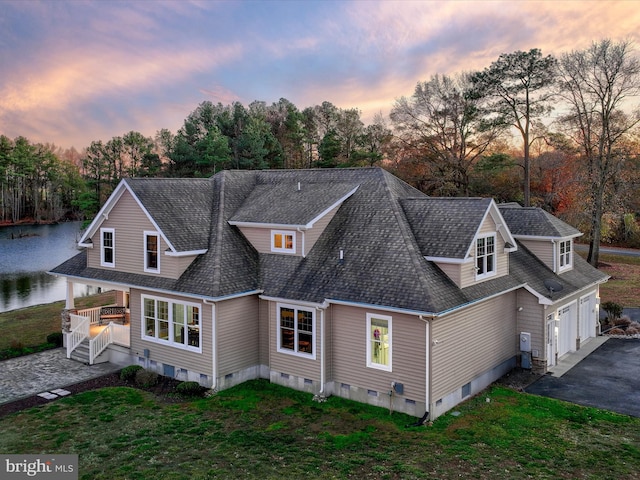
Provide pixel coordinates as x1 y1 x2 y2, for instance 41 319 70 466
50 168 608 419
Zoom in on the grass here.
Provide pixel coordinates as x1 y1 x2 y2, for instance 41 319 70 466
0 291 115 352
596 253 640 308
0 380 638 479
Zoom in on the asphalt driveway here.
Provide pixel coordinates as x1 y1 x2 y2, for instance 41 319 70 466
525 338 640 417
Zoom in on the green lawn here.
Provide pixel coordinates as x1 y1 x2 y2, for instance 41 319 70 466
0 380 638 479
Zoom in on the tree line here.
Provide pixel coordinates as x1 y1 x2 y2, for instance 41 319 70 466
1 39 639 266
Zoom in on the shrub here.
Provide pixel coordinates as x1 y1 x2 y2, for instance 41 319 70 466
135 369 158 388
120 365 144 382
601 301 623 321
626 326 640 335
176 381 205 396
46 332 63 347
613 316 631 327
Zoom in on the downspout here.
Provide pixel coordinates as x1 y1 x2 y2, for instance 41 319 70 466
297 227 306 257
205 300 217 391
419 315 432 424
319 307 325 395
551 239 557 272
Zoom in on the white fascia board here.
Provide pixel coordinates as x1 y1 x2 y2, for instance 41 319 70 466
78 180 129 245
228 221 307 230
523 284 554 306
464 200 517 259
424 256 472 265
259 295 330 310
326 298 438 317
305 185 359 228
512 233 583 241
164 249 207 257
79 179 179 255
78 242 94 249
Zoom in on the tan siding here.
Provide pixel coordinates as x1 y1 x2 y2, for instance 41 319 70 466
459 216 509 288
431 293 517 401
87 190 195 278
216 296 260 375
258 299 270 365
516 290 546 358
520 239 554 270
268 301 321 380
237 226 302 256
305 205 340 255
330 305 427 403
436 262 462 285
129 289 213 376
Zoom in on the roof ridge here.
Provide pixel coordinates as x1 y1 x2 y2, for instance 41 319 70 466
209 171 227 293
380 170 436 304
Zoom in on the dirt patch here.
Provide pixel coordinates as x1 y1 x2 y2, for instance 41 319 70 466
494 367 543 391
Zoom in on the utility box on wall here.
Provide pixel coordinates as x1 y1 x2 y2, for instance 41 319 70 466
520 332 532 369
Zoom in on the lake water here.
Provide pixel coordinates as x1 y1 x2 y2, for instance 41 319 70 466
0 222 98 313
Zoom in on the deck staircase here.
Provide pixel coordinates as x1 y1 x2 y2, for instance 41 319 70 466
70 339 90 364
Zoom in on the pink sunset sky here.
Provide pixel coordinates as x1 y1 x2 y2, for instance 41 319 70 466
1 0 639 150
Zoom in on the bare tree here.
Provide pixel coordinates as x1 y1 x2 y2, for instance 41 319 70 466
391 73 504 196
557 39 640 266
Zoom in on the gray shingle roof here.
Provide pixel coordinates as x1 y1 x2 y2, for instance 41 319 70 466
402 198 492 259
499 205 581 238
51 167 606 315
230 182 358 226
125 178 214 252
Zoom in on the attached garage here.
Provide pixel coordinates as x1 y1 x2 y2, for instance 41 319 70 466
579 293 597 343
557 302 577 357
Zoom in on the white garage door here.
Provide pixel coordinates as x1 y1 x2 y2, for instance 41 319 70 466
579 294 596 343
557 304 577 357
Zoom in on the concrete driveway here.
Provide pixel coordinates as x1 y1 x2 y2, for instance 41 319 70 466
525 338 640 417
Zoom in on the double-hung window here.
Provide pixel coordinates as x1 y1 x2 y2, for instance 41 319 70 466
277 304 314 357
143 295 201 350
558 239 572 271
100 228 115 267
144 232 160 273
366 313 392 371
475 234 496 279
271 230 296 254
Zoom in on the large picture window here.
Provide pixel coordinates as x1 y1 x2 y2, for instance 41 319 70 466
559 239 572 271
366 313 392 371
142 295 201 350
271 230 296 253
144 232 159 273
475 234 496 279
278 304 314 357
100 228 115 267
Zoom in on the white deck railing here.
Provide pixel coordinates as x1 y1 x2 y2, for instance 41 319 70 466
89 326 111 365
67 314 90 359
76 304 117 326
110 322 131 347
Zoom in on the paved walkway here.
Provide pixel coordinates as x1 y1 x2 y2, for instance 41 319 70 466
0 348 121 405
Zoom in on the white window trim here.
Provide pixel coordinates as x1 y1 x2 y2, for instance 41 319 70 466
276 302 316 359
366 313 392 372
475 233 497 280
558 239 572 272
271 230 296 254
141 295 202 353
100 227 115 268
144 231 160 273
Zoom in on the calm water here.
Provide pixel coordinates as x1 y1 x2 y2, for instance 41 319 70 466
0 222 98 313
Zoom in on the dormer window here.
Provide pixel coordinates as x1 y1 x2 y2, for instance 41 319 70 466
144 232 160 273
559 239 572 271
271 230 296 254
100 228 115 268
476 233 496 280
